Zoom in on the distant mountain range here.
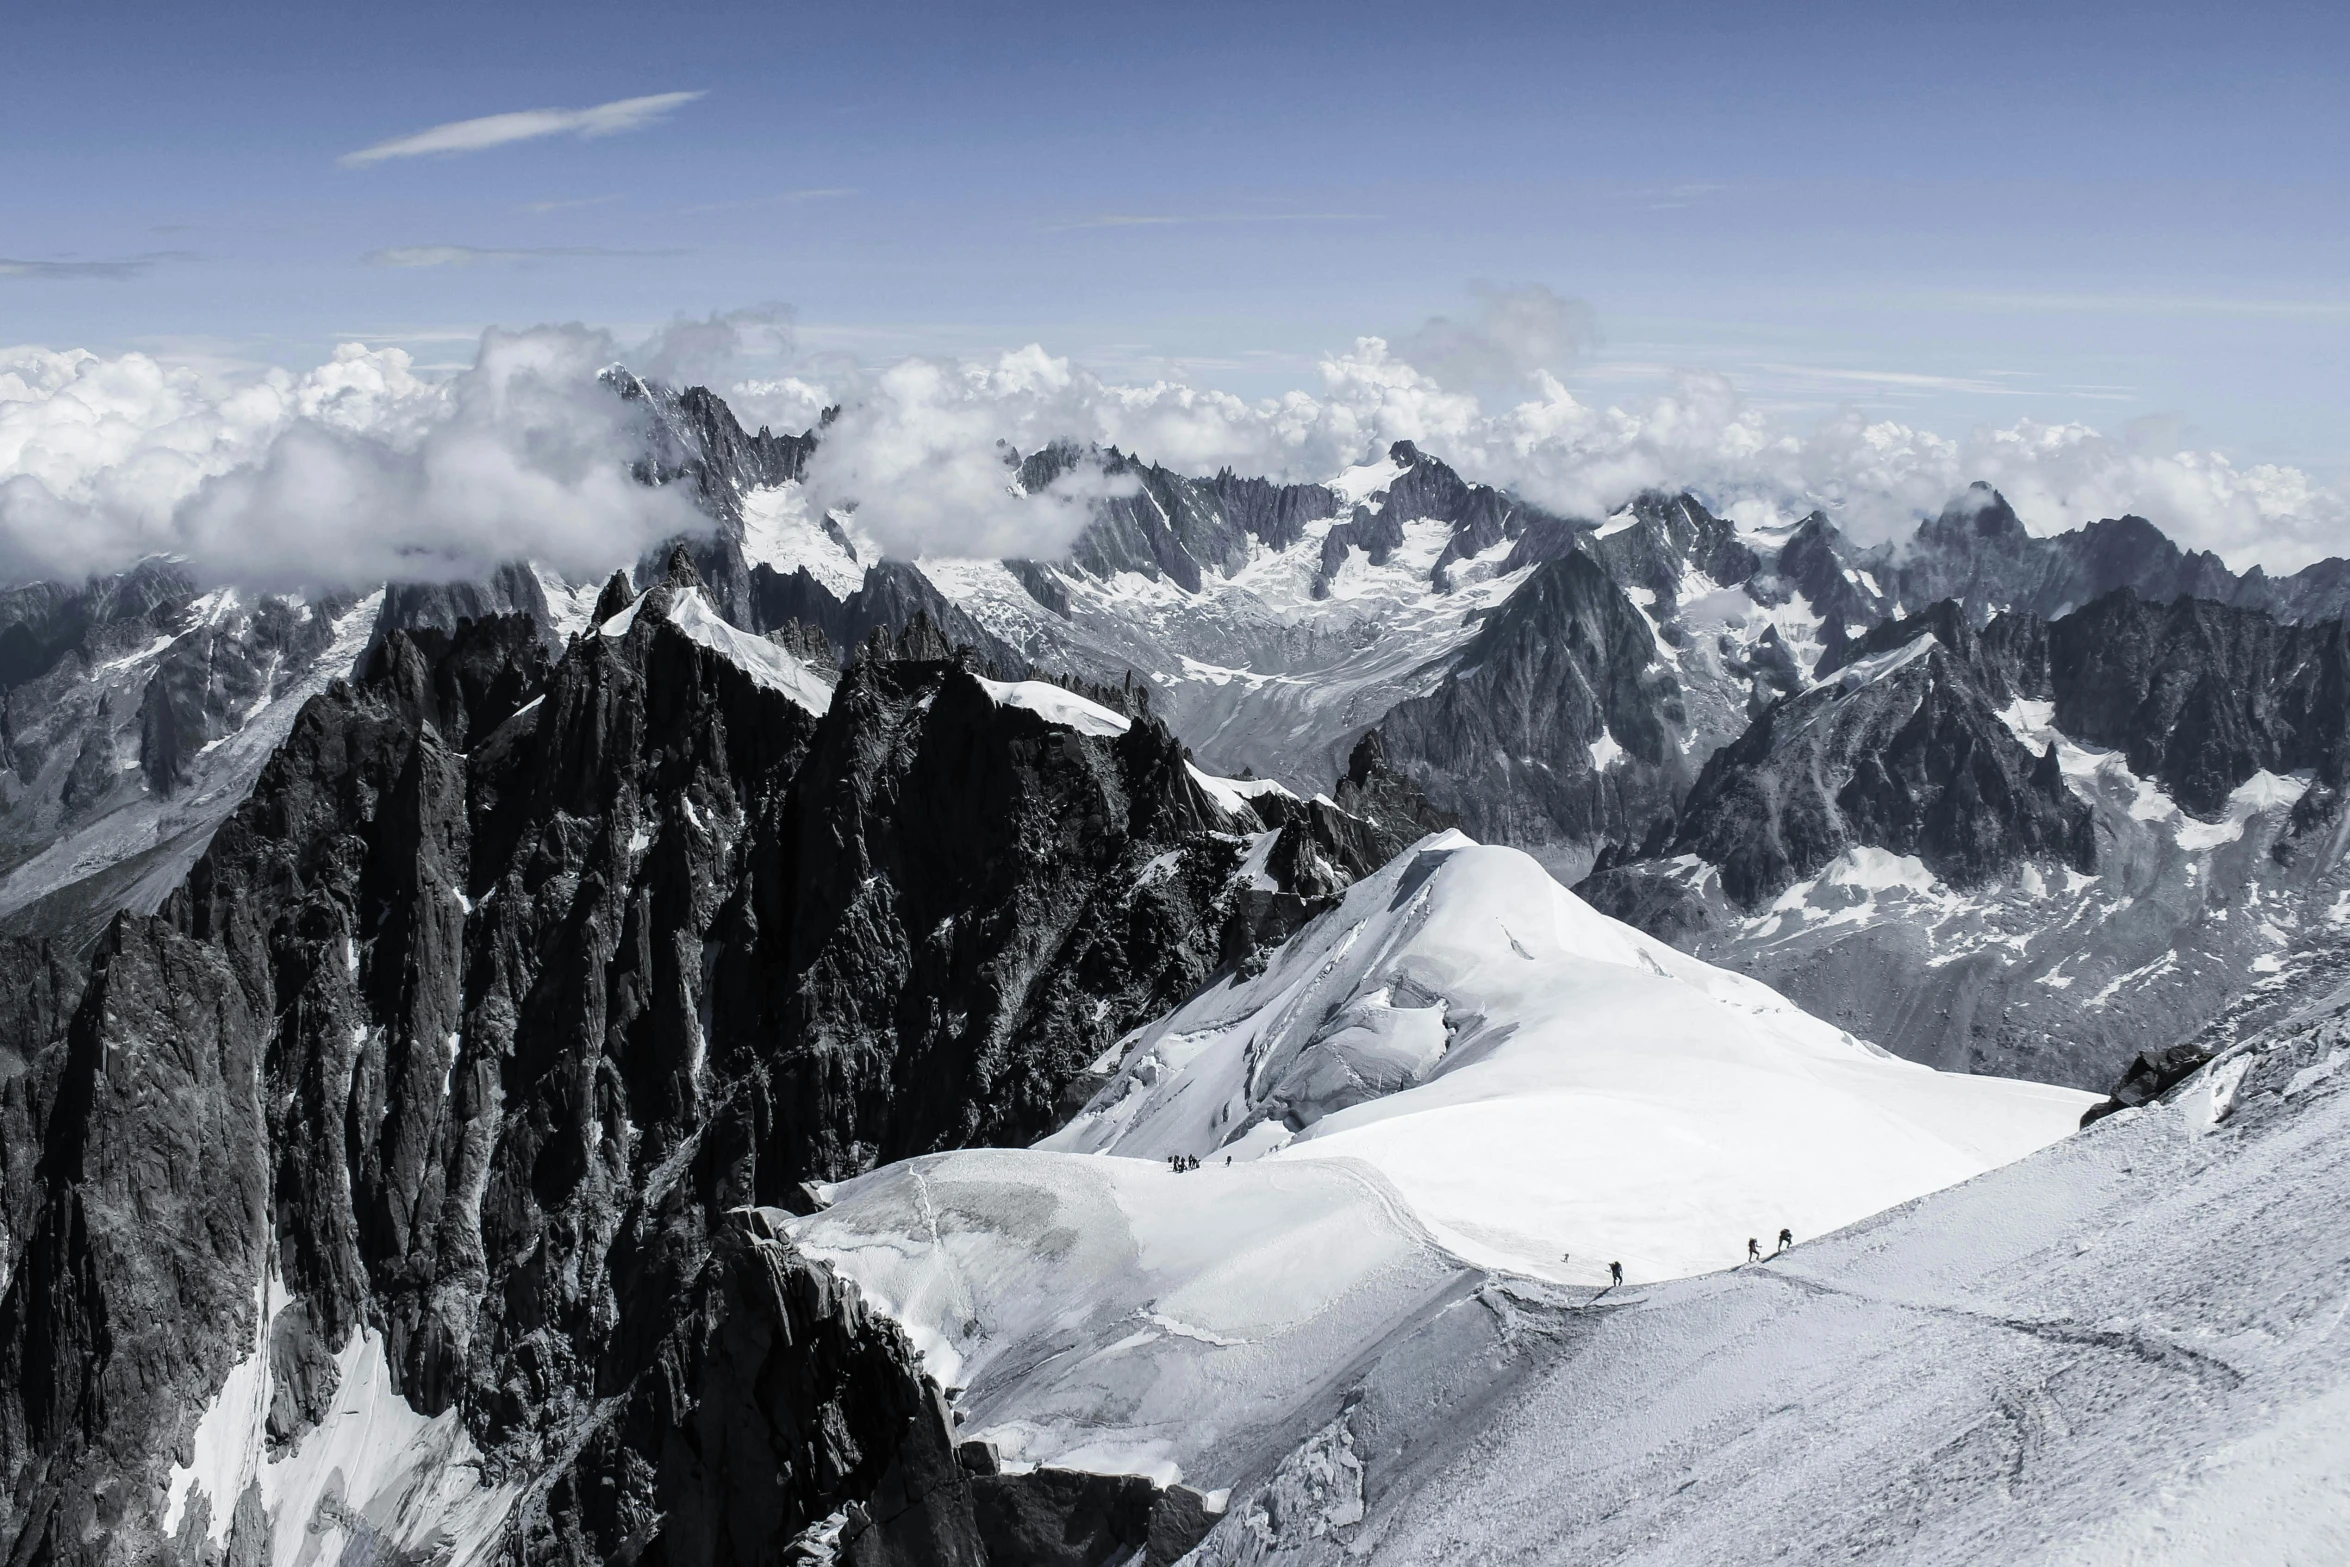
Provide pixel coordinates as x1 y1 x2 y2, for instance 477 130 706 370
5 373 2350 1566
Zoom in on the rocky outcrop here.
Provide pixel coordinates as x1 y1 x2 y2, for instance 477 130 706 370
1573 491 1758 608
542 1207 987 1567
1372 551 1694 879
748 561 1028 676
1643 609 2095 906
1327 442 1574 597
0 552 1399 1564
1058 446 1338 593
2028 588 2350 817
378 561 561 650
1761 483 2350 632
1580 588 2350 1090
0 570 381 956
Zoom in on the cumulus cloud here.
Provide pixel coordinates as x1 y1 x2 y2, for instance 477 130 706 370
799 349 1141 560
768 334 2350 572
5 315 2346 592
1395 283 1596 393
633 305 796 391
0 329 703 589
340 91 705 167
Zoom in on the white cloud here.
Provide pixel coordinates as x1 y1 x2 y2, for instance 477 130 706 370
5 319 2345 592
635 306 795 391
770 334 2350 573
0 330 702 589
339 91 705 167
1395 283 1596 394
798 348 1140 560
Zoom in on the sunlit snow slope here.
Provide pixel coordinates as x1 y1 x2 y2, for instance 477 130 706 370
1047 831 2091 1282
1183 973 2350 1567
791 834 2090 1495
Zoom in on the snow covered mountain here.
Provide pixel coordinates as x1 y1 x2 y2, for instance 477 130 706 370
1041 832 2087 1280
5 367 2350 1565
11 376 2350 1103
782 835 2086 1507
0 547 1459 1567
1164 959 2350 1566
1584 590 2350 1090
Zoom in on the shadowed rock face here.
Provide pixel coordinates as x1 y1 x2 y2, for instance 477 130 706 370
2030 589 2350 816
1755 483 2350 632
1049 444 1341 594
1579 590 2350 1091
1373 550 1695 881
1595 586 2350 916
1651 606 2096 908
0 566 1418 1564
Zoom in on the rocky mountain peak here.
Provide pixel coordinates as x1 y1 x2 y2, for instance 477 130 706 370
1636 604 2097 907
1928 482 2030 544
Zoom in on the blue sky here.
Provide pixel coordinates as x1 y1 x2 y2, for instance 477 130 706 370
5 0 2347 472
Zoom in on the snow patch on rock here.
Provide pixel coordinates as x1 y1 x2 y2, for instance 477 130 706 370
663 586 836 714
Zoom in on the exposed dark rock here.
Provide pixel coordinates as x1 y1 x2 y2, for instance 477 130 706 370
1657 607 2095 907
1001 558 1072 618
0 584 1396 1563
1372 551 1694 879
591 569 638 627
1576 492 1758 612
1052 446 1338 593
0 560 195 690
2080 1037 2224 1126
535 1208 986 1567
0 914 272 1564
749 561 1028 677
2033 589 2350 817
379 561 559 651
1770 512 1878 654
970 1467 1157 1567
1312 442 1576 598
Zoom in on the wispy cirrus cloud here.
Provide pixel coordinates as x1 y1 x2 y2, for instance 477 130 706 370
1929 290 2350 320
1747 363 2036 397
0 251 191 281
519 194 622 215
361 244 678 268
1046 210 1374 232
340 91 705 167
682 188 857 215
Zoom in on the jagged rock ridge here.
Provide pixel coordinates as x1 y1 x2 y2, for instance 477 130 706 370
0 557 1434 1565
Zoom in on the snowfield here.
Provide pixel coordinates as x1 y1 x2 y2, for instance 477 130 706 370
792 833 2095 1496
1047 831 2091 1283
790 1150 1468 1489
1178 975 2350 1566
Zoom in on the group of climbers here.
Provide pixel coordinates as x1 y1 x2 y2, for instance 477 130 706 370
1570 1227 1795 1293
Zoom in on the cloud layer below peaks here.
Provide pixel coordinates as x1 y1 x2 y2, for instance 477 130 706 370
0 328 703 589
2 318 2344 593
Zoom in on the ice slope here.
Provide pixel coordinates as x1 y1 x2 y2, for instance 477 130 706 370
161 1270 516 1565
602 582 838 715
789 1150 1472 1489
793 835 2089 1496
664 584 837 714
1046 832 2092 1283
1188 970 2350 1567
